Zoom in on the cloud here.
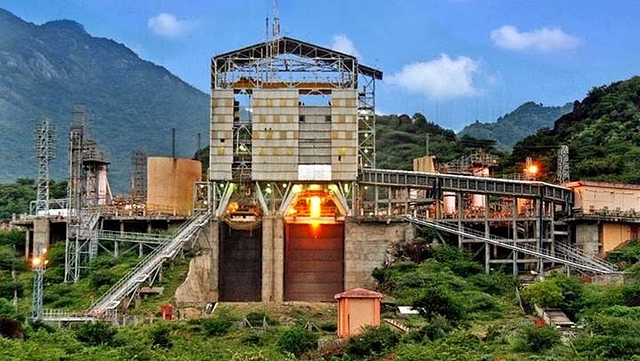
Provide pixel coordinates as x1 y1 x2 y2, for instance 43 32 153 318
330 34 361 59
387 54 481 99
148 13 194 38
490 25 581 52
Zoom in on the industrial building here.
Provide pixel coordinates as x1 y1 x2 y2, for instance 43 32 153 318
11 31 640 323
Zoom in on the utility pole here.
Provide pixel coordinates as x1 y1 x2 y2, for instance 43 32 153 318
425 133 430 157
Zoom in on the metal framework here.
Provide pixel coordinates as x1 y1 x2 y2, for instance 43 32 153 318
34 120 57 215
358 73 376 168
31 264 45 320
131 150 147 201
212 37 381 94
65 105 86 282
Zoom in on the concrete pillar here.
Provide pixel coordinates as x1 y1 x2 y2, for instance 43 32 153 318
33 218 50 256
24 228 30 259
262 216 284 302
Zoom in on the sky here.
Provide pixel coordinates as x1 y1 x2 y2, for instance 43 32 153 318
2 0 640 131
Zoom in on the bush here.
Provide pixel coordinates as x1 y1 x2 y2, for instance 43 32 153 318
148 324 173 349
245 311 278 327
276 326 318 357
410 285 464 322
520 280 563 308
74 321 117 346
575 335 640 359
89 269 116 289
240 333 263 346
419 314 454 341
202 316 232 336
346 325 399 358
512 324 560 353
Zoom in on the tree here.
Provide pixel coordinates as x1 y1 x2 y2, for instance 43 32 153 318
520 280 563 308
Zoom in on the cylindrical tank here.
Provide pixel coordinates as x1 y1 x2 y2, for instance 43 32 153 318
147 157 202 216
473 194 486 208
443 191 456 215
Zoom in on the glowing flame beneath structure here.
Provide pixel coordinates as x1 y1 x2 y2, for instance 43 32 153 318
309 196 321 218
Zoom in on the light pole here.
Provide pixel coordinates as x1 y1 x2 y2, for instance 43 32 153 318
31 248 49 321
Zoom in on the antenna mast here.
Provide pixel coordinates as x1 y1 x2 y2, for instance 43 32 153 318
266 0 280 80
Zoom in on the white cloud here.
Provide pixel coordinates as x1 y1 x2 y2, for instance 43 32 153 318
148 13 193 38
387 54 481 99
330 34 361 59
490 25 581 52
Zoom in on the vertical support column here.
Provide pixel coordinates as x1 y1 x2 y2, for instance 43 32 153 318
537 197 545 276
484 214 490 274
387 186 392 218
512 196 518 276
456 192 463 249
24 229 31 260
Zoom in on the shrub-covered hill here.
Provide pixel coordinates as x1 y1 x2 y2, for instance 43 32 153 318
459 101 573 151
509 76 640 184
375 113 506 171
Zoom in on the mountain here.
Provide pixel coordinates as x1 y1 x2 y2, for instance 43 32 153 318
0 8 209 193
509 76 640 184
375 113 506 171
458 101 573 150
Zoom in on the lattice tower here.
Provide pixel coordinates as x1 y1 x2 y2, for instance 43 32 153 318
34 120 57 215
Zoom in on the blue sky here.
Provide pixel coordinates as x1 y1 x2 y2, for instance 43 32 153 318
2 0 640 131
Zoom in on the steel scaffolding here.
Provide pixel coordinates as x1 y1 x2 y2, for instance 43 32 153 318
34 120 57 215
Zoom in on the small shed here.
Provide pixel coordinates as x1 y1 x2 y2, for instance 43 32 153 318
335 287 384 338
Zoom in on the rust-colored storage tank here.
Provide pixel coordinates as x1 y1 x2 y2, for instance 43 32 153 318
147 157 202 216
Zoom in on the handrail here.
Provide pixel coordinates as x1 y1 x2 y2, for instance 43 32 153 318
403 215 617 274
88 210 211 313
99 230 170 244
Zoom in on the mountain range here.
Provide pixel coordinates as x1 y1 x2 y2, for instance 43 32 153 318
1 8 602 194
0 8 209 193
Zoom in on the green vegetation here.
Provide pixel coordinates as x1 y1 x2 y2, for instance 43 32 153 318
0 226 639 359
375 113 507 171
459 101 573 150
0 179 66 220
509 76 640 184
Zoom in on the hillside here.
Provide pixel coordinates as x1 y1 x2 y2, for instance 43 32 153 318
509 76 640 184
375 113 506 171
0 8 209 193
458 101 572 150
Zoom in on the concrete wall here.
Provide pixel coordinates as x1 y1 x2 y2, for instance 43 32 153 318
209 89 234 180
252 89 300 180
330 89 358 180
575 222 599 257
602 222 633 253
344 221 414 290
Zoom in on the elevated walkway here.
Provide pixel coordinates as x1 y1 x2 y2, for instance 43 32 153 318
403 215 618 274
359 169 573 204
87 210 211 315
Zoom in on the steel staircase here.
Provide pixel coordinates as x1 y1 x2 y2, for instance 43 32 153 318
403 215 618 274
87 210 211 315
